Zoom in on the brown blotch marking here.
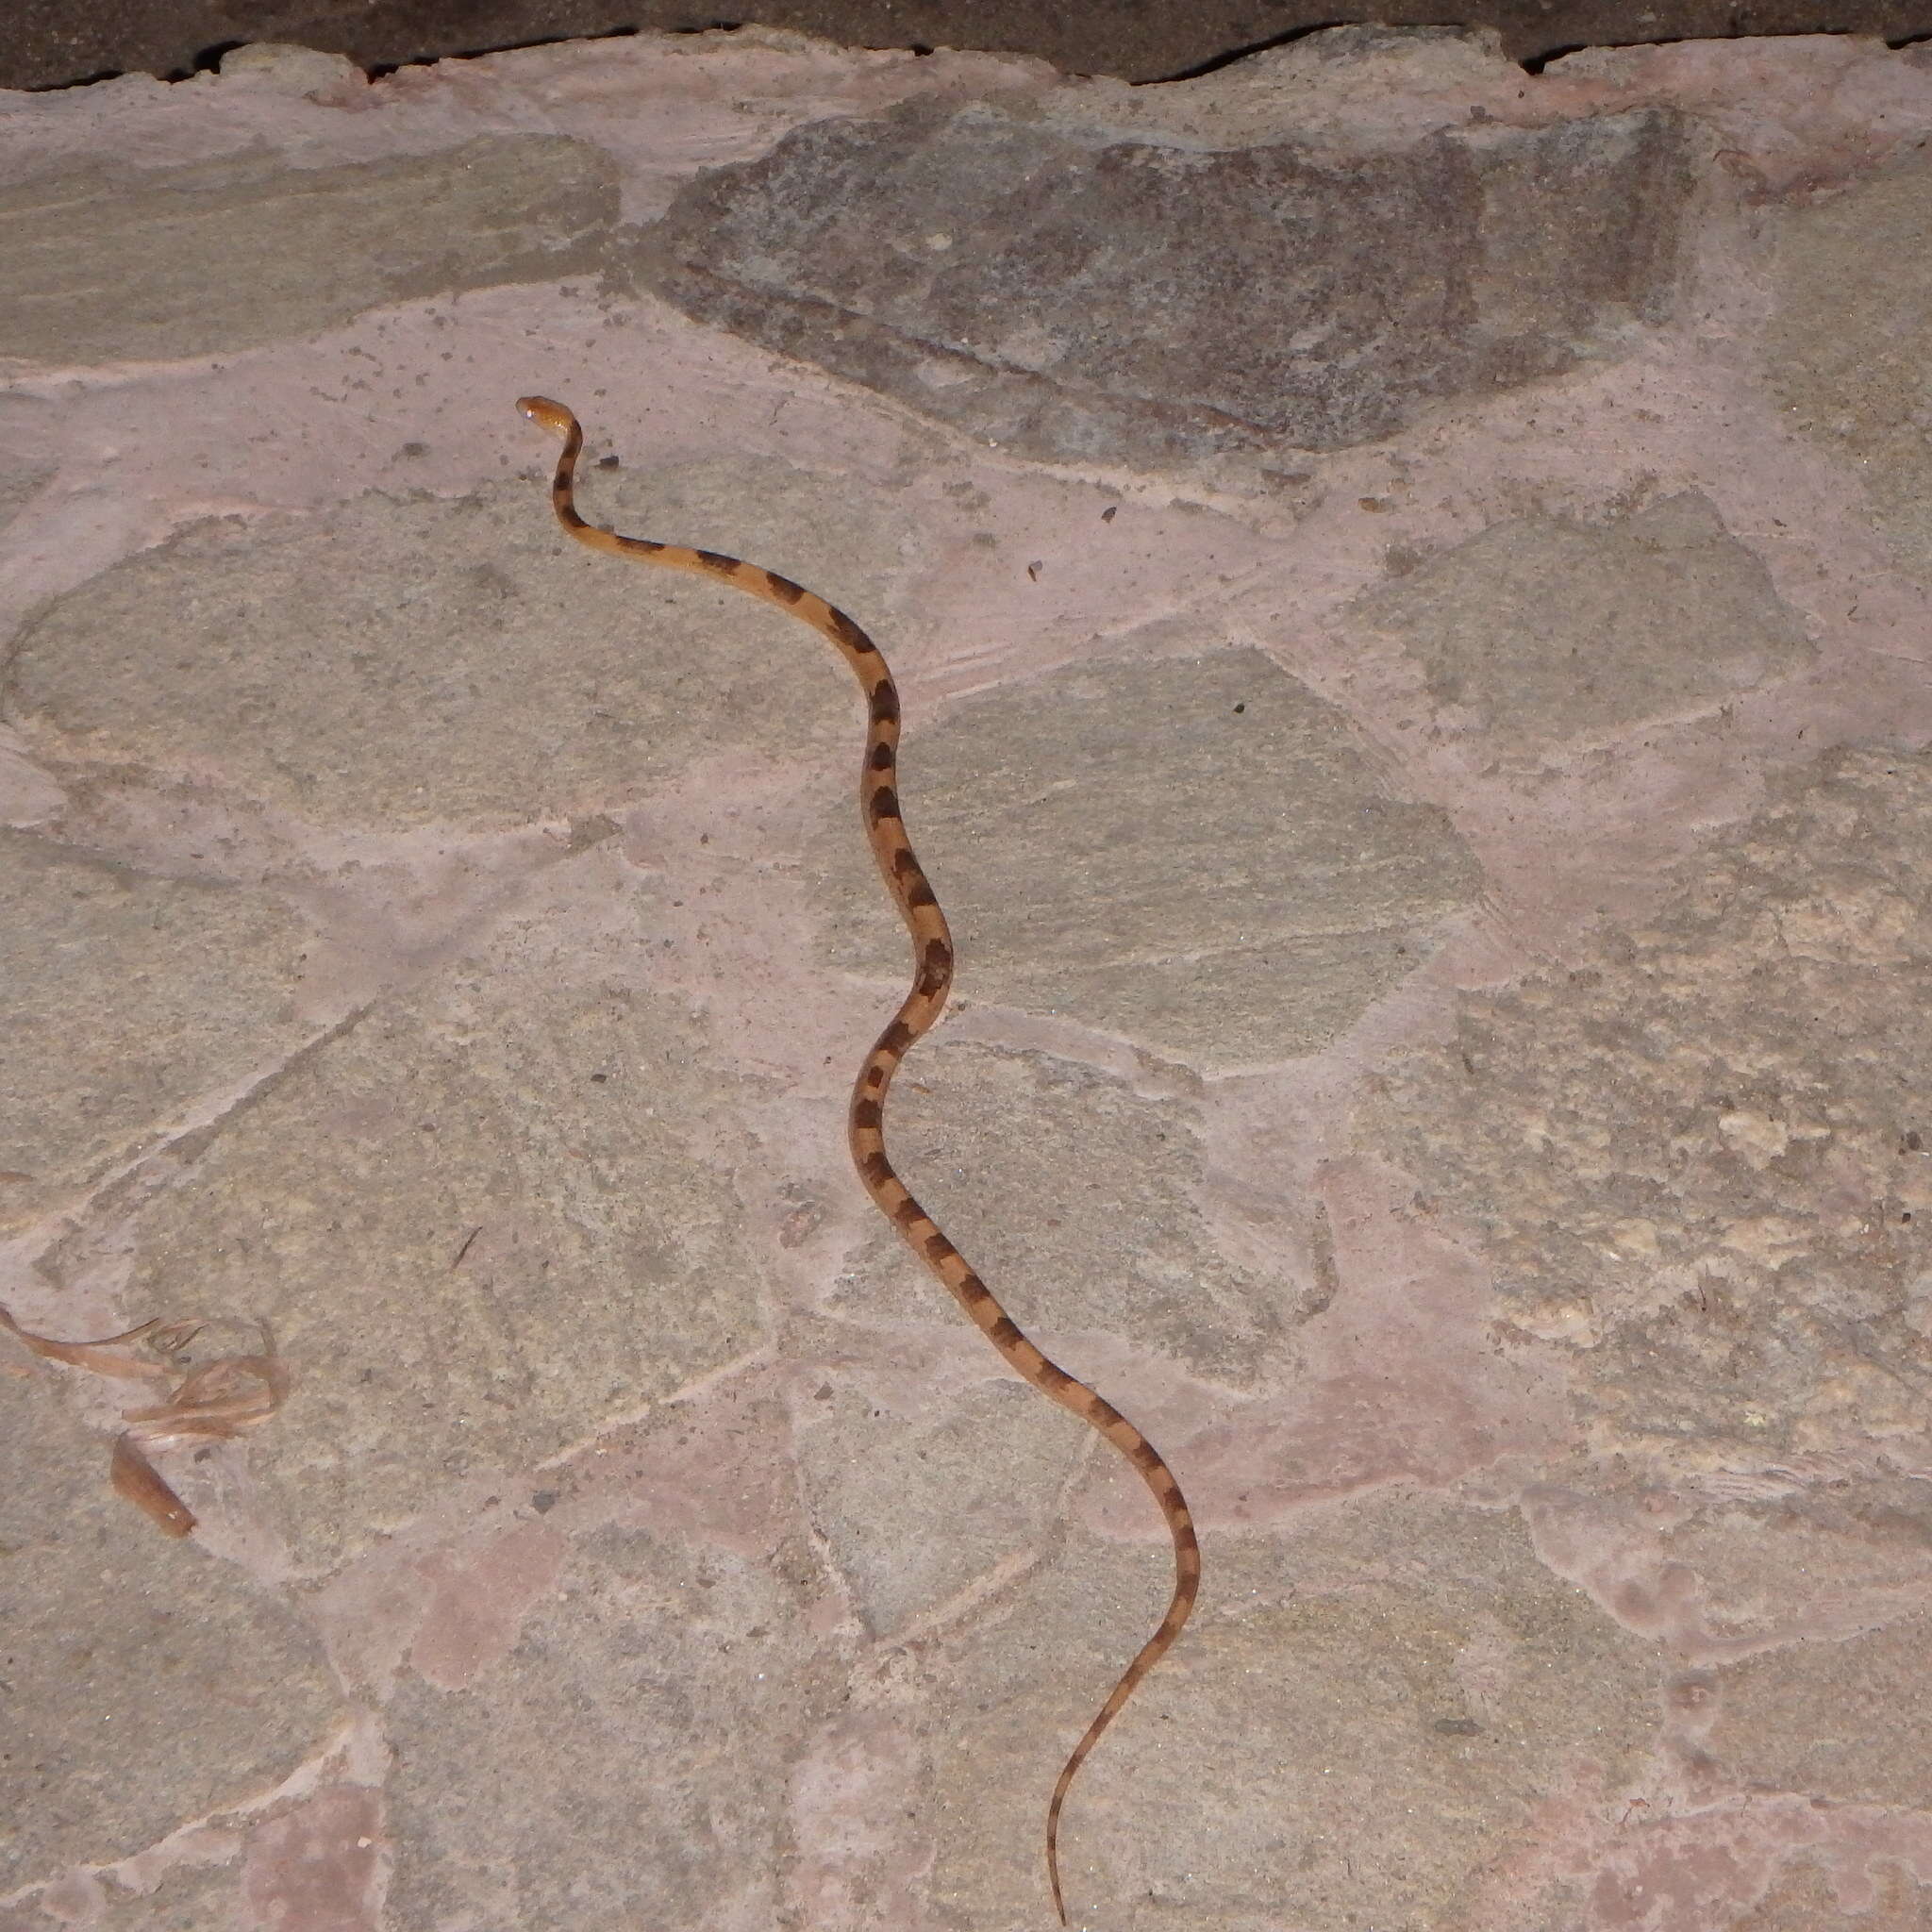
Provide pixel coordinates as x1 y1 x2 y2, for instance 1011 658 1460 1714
956 1273 993 1306
692 549 741 576
924 1233 953 1264
878 1020 913 1056
766 574 807 605
859 1152 891 1186
891 1198 925 1229
869 741 895 772
990 1315 1024 1348
826 608 876 655
917 941 953 993
861 1063 888 1090
869 787 902 824
851 1098 883 1133
891 848 922 879
870 685 900 725
906 878 939 910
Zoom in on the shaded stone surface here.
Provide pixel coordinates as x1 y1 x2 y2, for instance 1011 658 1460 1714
1765 143 1932 591
0 830 313 1226
0 138 618 365
644 89 1689 465
0 1370 341 1883
1343 490 1818 757
381 1515 834 1929
831 1041 1303 1385
8 463 898 831
11 4 1932 95
93 856 772 1572
818 650 1481 1068
1367 748 1932 1478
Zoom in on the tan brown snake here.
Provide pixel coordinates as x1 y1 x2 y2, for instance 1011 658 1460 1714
520 395 1200 1924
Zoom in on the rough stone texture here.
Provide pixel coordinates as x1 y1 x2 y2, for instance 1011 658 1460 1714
1765 143 1932 593
930 1493 1661 1927
0 1371 341 1885
0 138 619 364
1739 1858 1932 1932
0 832 315 1224
1342 490 1819 757
8 467 894 832
379 1477 840 1931
816 649 1482 1066
831 1041 1305 1385
7 23 1932 1932
86 1863 246 1932
794 1374 1075 1637
86 855 775 1574
1715 1608 1932 1809
644 84 1690 466
17 5 1932 95
1368 750 1932 1482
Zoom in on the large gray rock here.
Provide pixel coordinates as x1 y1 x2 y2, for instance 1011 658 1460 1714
641 92 1689 465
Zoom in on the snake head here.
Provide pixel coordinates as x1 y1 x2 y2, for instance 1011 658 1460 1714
517 395 576 437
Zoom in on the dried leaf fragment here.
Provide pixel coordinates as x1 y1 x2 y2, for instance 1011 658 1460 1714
1 1305 290 1537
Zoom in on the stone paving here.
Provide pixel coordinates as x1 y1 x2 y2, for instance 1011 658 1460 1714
3 25 1932 1931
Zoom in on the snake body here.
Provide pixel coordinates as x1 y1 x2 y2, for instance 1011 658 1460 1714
520 396 1199 1924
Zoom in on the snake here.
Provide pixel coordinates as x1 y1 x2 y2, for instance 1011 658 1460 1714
520 396 1199 1924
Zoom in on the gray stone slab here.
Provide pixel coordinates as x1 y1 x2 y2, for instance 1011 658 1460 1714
0 831 314 1225
381 1512 836 1928
88 857 774 1572
0 138 618 365
8 464 899 831
1738 1861 1932 1930
641 93 1688 466
927 1491 1658 1925
1342 490 1818 757
1716 1609 1932 1807
816 648 1480 1068
0 1368 341 1883
79 1865 242 1932
830 1040 1305 1386
1766 143 1932 591
794 1374 1076 1638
